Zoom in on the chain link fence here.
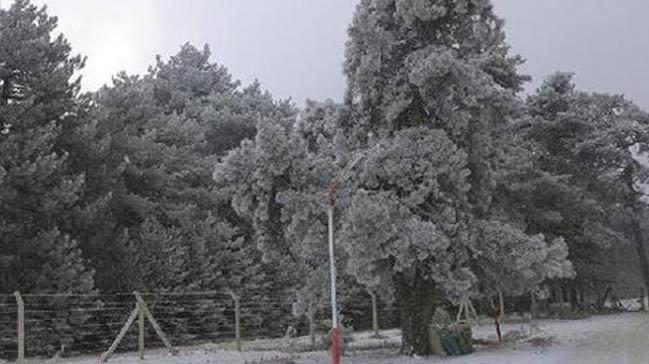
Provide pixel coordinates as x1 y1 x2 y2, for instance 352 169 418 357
0 291 400 362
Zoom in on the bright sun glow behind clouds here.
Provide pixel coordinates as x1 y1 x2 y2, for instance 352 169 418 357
30 0 161 91
18 0 358 103
7 0 649 109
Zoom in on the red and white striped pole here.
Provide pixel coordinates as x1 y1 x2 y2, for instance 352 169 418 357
327 182 341 364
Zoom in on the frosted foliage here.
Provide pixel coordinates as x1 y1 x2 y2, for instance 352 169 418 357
474 220 575 295
276 188 332 311
215 114 337 309
395 0 494 28
341 1 574 308
295 100 340 152
396 0 446 24
215 119 300 227
34 229 95 293
340 127 475 297
358 127 470 206
345 0 525 135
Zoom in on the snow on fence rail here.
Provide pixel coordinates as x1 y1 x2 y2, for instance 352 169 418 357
0 291 400 362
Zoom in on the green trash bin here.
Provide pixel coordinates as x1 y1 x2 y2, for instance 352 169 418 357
440 329 461 356
438 323 473 356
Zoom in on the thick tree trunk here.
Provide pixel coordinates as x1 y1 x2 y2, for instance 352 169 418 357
395 271 439 356
631 213 649 295
530 292 538 319
622 167 649 301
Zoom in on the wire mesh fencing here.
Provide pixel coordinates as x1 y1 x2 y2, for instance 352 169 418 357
0 294 18 360
0 291 400 361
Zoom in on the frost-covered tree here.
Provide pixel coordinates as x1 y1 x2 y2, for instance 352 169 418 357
214 113 330 304
0 0 94 293
86 43 285 294
150 42 293 156
339 127 475 352
126 219 188 291
472 220 573 317
0 1 99 357
214 99 361 340
524 73 649 298
341 0 572 354
81 45 290 342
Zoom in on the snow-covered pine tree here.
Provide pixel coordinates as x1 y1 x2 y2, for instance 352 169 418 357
0 0 92 292
524 72 649 301
150 42 293 157
472 220 574 317
214 108 342 337
27 230 96 356
0 0 98 356
89 43 289 296
87 44 295 342
338 127 474 353
340 0 573 354
148 44 289 336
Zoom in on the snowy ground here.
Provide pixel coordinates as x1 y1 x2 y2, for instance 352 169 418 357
5 312 649 364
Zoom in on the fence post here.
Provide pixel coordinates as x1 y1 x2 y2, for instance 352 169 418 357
468 300 479 320
14 291 24 364
133 292 177 356
641 288 646 311
101 307 139 362
455 302 464 323
368 291 379 337
530 291 538 319
227 290 241 351
308 305 316 349
138 298 145 360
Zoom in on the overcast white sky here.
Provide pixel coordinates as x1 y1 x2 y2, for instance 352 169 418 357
21 0 649 109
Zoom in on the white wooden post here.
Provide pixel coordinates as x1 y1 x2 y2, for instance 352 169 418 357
456 302 465 322
133 292 178 355
468 300 478 320
101 292 177 362
101 307 139 362
14 291 24 364
138 298 145 360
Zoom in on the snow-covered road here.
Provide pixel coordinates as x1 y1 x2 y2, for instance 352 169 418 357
293 313 649 364
304 313 649 364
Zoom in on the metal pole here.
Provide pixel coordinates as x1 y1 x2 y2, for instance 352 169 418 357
328 206 338 328
327 185 341 364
